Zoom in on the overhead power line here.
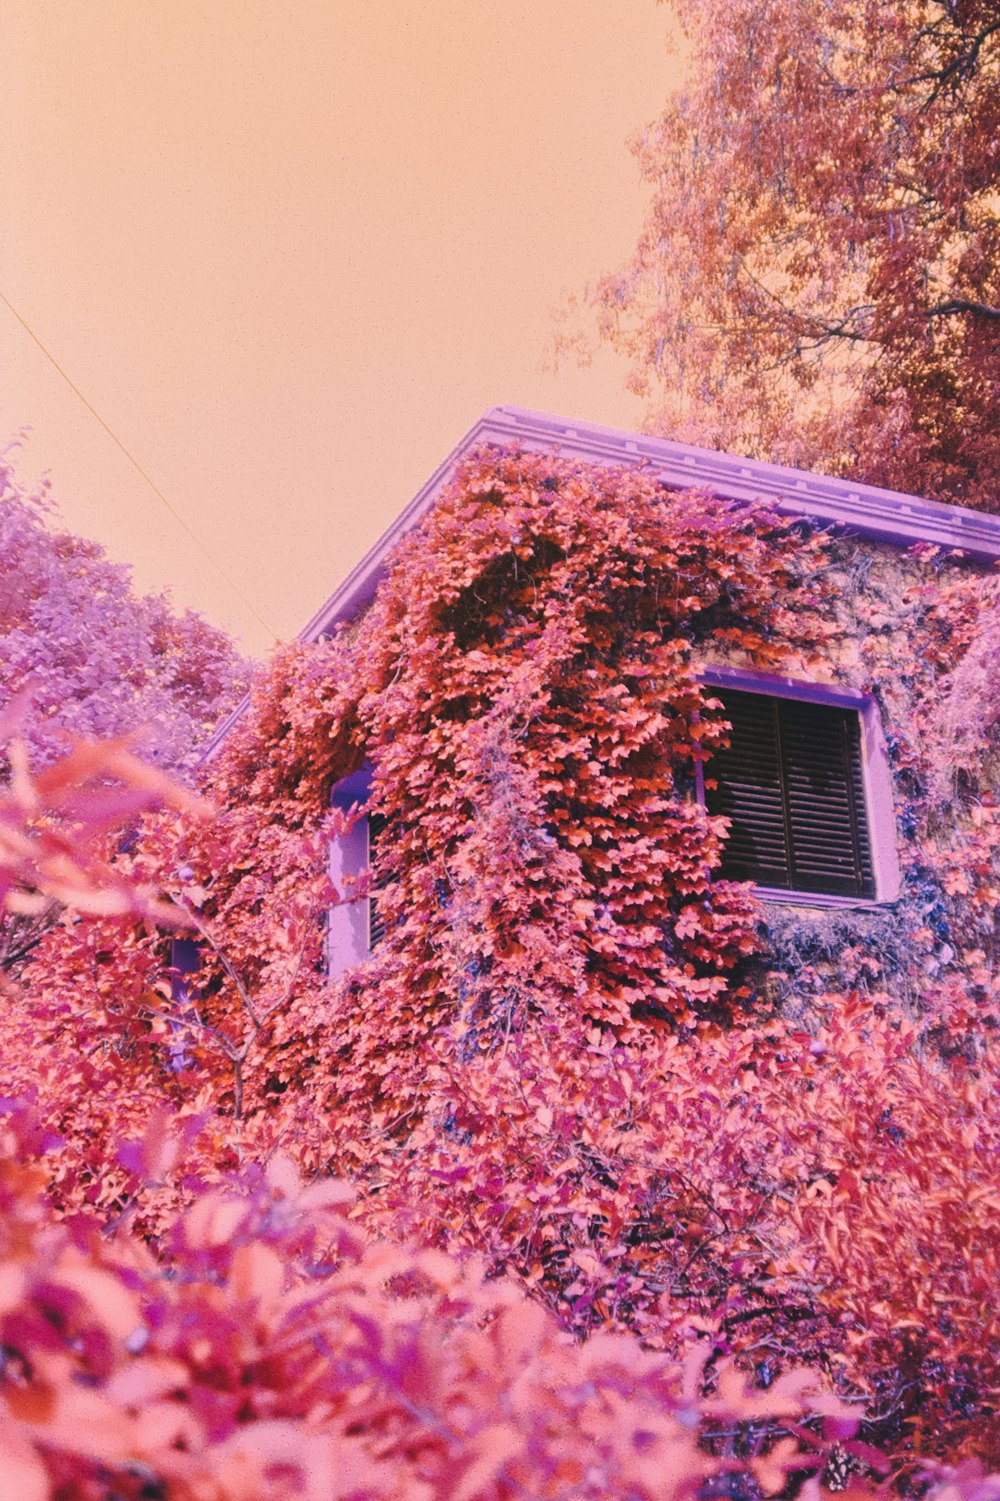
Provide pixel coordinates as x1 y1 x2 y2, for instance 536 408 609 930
0 289 278 646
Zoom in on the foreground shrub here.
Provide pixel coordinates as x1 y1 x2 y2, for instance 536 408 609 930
5 1100 998 1501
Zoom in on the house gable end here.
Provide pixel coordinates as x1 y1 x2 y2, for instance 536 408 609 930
205 406 1000 759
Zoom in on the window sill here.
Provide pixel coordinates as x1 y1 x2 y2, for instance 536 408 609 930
753 885 895 911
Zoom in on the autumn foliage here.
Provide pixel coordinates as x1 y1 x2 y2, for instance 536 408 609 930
0 445 249 774
6 445 1000 1484
0 711 993 1501
581 0 1000 508
0 445 251 977
0 1097 949 1501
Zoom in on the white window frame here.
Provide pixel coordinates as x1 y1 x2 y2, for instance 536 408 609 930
698 667 901 906
327 764 377 977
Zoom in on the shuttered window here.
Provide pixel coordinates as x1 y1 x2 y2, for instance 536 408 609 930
705 688 875 898
367 812 389 949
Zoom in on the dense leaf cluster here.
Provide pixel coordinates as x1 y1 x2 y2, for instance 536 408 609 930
581 0 1000 508
0 447 250 775
0 446 252 976
0 733 994 1499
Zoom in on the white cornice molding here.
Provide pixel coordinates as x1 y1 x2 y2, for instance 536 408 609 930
485 406 1000 555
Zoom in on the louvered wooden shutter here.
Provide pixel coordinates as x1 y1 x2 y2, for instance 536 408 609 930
706 689 875 898
367 811 389 949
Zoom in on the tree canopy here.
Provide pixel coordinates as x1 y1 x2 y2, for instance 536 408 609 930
586 0 1000 508
0 443 251 774
0 443 251 970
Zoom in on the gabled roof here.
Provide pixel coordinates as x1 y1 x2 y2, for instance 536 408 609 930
206 405 1000 755
299 404 1000 642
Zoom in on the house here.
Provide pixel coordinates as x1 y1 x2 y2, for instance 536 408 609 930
213 405 996 981
207 404 1000 995
187 407 1000 1452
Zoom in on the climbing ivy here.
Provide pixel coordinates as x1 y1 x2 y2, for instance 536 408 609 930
13 446 1000 1467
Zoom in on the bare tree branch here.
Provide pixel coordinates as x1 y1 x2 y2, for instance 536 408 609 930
926 297 1000 322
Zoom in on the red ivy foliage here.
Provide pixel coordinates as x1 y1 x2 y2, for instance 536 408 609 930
0 690 979 1499
11 447 1000 1470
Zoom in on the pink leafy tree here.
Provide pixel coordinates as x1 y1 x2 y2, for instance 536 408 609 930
0 441 252 970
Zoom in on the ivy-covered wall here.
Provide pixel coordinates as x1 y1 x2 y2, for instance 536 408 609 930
15 445 1000 1463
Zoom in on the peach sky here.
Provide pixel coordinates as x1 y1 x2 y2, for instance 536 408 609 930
2 2 682 657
